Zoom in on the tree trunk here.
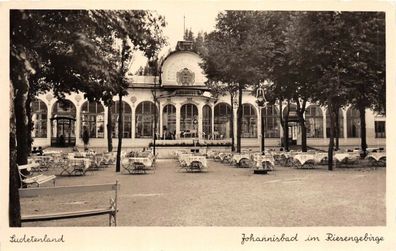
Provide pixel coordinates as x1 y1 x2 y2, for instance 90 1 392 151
359 106 367 157
300 115 307 152
335 107 340 151
281 101 290 151
26 92 33 154
106 102 113 152
327 99 335 171
230 93 235 152
9 82 21 227
116 92 124 172
236 84 243 153
14 78 29 166
296 99 307 152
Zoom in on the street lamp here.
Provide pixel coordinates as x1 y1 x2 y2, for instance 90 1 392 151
256 84 267 155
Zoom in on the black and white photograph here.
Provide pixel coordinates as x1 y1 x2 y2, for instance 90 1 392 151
1 0 395 250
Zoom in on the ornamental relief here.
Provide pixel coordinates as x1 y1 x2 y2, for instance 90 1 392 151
176 68 195 86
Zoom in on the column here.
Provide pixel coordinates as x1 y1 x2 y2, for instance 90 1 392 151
233 107 238 142
257 105 261 146
198 104 203 140
159 103 163 138
175 103 181 139
343 109 347 139
257 106 261 150
104 106 108 141
75 102 81 146
211 104 215 139
323 109 327 138
131 105 136 139
47 100 52 146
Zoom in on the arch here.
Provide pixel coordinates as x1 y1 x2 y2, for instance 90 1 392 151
346 107 360 138
52 99 76 116
180 103 198 138
305 105 324 138
32 99 48 138
262 105 280 138
325 108 344 138
202 105 212 138
163 104 176 139
135 101 158 138
214 102 232 139
80 101 105 138
242 103 257 138
51 99 77 146
111 101 132 138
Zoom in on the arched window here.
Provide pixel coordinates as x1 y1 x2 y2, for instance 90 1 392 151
214 102 232 139
325 109 344 138
135 101 158 138
305 105 324 138
202 105 212 138
242 103 257 138
81 101 104 138
180 104 198 138
262 105 280 138
32 99 47 138
346 107 360 138
163 104 176 139
111 101 132 138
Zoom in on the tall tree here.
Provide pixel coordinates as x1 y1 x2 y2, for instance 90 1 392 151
92 10 166 172
202 11 266 153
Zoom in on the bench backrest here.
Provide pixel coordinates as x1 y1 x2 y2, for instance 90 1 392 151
19 181 119 198
18 163 40 187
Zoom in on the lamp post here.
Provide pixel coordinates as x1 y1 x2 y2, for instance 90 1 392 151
256 84 267 155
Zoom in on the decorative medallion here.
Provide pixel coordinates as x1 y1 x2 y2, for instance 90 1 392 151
130 96 137 104
45 93 53 103
75 95 82 105
176 68 195 86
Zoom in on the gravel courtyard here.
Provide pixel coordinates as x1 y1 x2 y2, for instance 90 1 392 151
21 159 385 227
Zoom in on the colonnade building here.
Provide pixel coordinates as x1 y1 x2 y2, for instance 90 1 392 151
31 41 386 150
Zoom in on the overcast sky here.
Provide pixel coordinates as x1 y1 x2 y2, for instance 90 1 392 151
129 5 221 73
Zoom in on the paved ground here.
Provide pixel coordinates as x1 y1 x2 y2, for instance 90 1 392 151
21 159 385 227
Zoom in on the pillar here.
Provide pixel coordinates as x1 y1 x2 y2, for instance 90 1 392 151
47 100 52 146
159 103 164 138
131 104 136 139
343 109 348 139
75 101 81 146
323 109 327 138
211 104 215 139
104 105 108 141
198 104 203 140
175 103 181 139
256 105 261 144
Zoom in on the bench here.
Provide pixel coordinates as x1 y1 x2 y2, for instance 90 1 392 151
19 181 120 226
18 164 56 188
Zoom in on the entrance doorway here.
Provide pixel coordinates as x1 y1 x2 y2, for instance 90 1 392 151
51 117 76 147
51 100 76 147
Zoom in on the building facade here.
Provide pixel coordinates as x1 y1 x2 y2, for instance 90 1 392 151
31 41 386 150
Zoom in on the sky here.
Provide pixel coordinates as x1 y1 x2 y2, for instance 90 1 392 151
129 4 221 73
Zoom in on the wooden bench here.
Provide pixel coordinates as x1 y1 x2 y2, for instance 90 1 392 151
19 181 120 226
18 164 56 188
